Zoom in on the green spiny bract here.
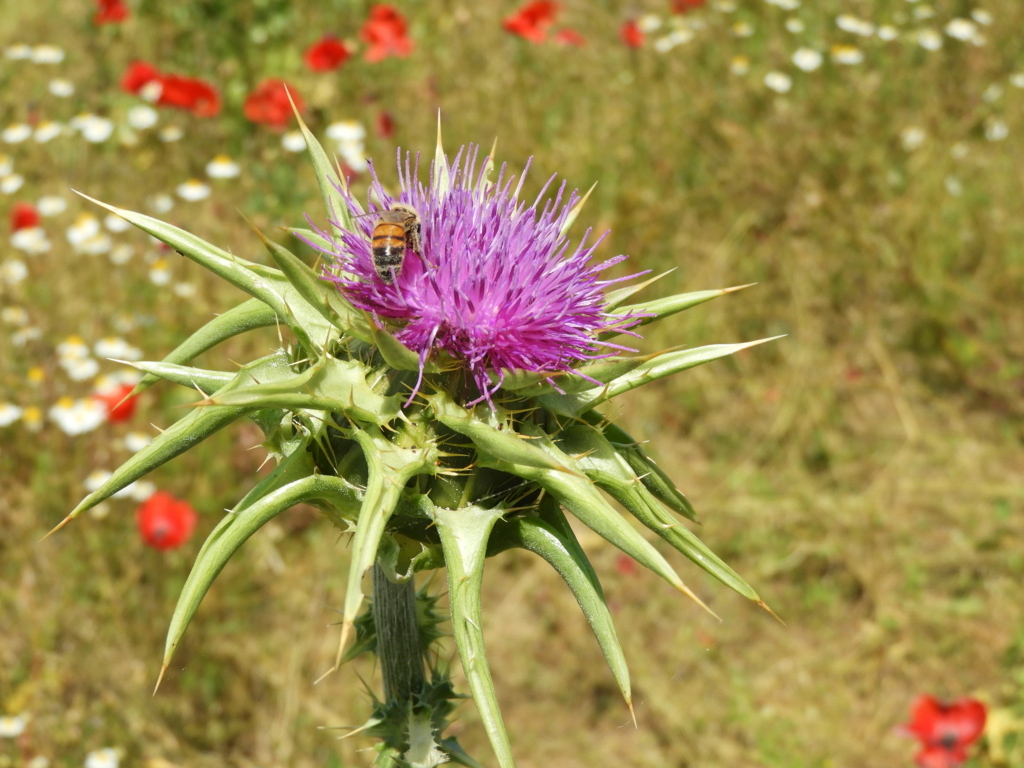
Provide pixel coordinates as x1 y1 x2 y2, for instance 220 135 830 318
59 116 779 768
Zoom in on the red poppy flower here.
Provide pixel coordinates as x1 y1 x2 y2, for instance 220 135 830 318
553 28 586 47
901 695 986 768
137 491 198 551
157 75 221 117
620 19 645 49
360 4 414 62
304 35 352 72
243 79 303 130
376 110 395 139
10 202 41 232
93 383 138 423
671 0 706 12
121 61 160 95
502 1 559 43
94 0 129 24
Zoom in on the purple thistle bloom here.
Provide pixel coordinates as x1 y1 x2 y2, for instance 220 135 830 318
317 145 643 403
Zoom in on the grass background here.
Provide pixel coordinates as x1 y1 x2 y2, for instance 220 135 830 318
2 0 1024 766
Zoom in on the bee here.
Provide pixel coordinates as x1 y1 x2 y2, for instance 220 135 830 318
366 203 422 284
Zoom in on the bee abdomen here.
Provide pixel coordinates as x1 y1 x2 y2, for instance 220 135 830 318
372 222 407 282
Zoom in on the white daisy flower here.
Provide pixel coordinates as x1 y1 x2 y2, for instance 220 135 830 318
984 117 1008 142
0 259 28 285
831 44 864 65
765 0 800 9
57 335 91 360
62 356 101 381
944 176 963 196
80 116 115 143
84 748 121 768
49 397 107 435
982 84 1003 103
654 35 676 53
0 174 25 194
84 469 113 492
730 55 749 75
900 126 927 151
280 131 306 153
0 403 23 427
12 327 42 346
1009 73 1024 89
732 20 754 37
636 14 662 33
1 307 29 325
791 47 822 72
764 71 792 93
326 120 366 143
147 193 174 214
784 18 805 33
94 337 142 361
33 121 63 143
5 44 33 60
114 368 142 386
104 213 131 233
0 714 27 737
205 155 241 178
140 80 163 103
944 18 977 41
76 233 113 256
339 144 369 173
66 213 102 247
836 14 874 36
971 9 992 25
31 45 65 64
149 259 172 285
176 179 211 202
663 27 695 48
124 432 153 452
48 78 75 97
131 480 157 501
158 125 184 143
11 227 51 255
21 406 43 431
913 5 935 19
109 243 134 265
37 195 67 216
0 154 12 176
2 124 33 144
127 105 159 131
877 25 898 41
950 142 969 159
172 281 197 298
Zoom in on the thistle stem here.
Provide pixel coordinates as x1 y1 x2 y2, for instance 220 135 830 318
372 564 425 704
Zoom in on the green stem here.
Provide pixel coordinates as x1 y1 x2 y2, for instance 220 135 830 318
372 564 425 704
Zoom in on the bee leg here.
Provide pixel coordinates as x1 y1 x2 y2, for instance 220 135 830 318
407 226 422 254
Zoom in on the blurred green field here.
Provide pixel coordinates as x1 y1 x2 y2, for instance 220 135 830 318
2 0 1024 766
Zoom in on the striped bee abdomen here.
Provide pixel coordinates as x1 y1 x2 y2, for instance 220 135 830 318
372 222 407 282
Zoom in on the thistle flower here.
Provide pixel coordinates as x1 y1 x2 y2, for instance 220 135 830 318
58 115 779 768
319 147 642 403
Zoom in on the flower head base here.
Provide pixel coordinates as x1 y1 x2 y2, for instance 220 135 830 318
321 146 641 403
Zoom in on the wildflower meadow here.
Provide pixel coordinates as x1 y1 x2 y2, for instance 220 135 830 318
2 1 1024 767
